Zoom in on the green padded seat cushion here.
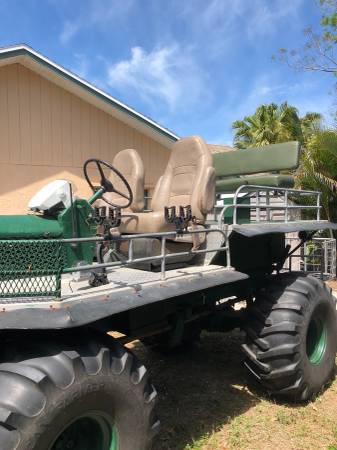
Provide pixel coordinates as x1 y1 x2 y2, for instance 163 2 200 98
213 141 300 177
215 174 295 193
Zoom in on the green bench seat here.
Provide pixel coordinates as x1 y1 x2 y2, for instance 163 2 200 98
213 141 300 193
216 174 295 192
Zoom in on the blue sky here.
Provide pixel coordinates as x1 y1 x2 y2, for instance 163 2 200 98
0 0 335 144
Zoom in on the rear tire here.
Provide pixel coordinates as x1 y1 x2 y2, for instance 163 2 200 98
242 273 337 401
0 333 158 450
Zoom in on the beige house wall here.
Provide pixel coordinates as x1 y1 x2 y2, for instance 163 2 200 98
0 63 170 214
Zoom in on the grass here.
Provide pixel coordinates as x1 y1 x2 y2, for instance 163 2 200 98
129 330 337 450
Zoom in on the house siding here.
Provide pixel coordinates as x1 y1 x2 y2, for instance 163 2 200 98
0 63 170 213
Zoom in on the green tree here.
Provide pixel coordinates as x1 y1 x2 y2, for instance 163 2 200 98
232 102 321 149
296 129 337 225
275 0 337 76
300 111 324 141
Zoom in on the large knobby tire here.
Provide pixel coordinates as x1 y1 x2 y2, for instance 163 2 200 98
0 333 159 450
242 273 337 402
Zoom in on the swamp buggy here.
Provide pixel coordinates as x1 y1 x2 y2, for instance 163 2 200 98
0 136 336 450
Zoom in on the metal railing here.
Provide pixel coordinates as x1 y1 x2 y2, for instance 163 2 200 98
0 227 230 300
285 237 336 280
61 227 230 281
215 185 321 227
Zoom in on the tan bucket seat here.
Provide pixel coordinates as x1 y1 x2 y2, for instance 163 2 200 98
96 148 145 212
120 136 216 234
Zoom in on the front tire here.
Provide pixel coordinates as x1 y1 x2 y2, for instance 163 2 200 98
242 273 337 401
0 333 158 450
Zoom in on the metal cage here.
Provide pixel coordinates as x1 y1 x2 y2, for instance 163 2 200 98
285 236 336 280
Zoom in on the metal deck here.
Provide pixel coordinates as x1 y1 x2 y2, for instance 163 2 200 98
0 265 249 330
232 220 337 237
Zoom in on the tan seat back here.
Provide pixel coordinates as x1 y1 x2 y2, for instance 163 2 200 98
97 148 145 212
151 136 215 221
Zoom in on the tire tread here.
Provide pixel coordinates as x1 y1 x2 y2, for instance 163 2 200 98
243 273 337 401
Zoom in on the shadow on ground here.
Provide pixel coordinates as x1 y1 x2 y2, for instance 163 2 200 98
131 330 261 450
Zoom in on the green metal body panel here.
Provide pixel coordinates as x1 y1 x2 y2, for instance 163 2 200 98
0 215 63 239
0 199 97 298
220 196 250 225
213 141 300 177
0 199 96 268
58 199 97 268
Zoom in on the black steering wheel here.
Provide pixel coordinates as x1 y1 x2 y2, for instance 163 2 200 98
83 158 133 208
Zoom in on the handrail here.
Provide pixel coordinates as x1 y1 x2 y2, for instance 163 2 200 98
216 185 322 227
61 227 230 281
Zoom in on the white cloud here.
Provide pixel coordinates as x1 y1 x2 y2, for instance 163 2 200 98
180 0 243 28
179 0 303 49
70 53 90 79
59 0 134 44
247 75 318 109
178 0 245 58
197 0 243 28
106 45 206 111
246 0 303 38
248 79 290 101
60 20 79 44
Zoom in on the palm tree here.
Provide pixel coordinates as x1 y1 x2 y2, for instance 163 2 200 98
296 129 337 226
300 112 323 142
232 102 322 149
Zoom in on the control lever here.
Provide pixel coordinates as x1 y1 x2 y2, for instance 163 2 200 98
164 205 192 234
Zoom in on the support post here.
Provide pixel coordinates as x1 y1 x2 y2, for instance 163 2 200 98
161 237 166 280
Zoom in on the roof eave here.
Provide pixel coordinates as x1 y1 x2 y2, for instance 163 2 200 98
0 44 179 148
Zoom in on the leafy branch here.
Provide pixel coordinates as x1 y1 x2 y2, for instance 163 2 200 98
274 0 337 76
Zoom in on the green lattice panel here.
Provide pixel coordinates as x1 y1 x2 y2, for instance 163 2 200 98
0 240 65 298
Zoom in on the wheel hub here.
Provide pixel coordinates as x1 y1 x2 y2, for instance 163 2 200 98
51 414 118 450
306 315 328 365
